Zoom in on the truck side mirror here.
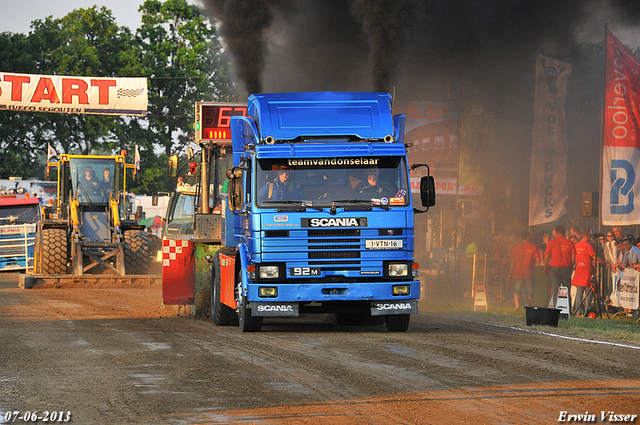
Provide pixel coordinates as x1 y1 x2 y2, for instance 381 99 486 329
167 155 178 177
420 176 436 208
227 168 244 212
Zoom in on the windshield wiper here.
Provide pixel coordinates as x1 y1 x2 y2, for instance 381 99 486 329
333 199 389 210
262 200 323 211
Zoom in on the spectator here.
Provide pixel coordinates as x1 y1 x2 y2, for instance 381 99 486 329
572 231 596 316
622 235 640 271
602 231 618 298
544 225 576 308
464 232 479 258
570 226 581 241
612 226 624 241
509 231 539 310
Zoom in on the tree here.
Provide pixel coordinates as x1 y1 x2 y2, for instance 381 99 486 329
136 0 236 157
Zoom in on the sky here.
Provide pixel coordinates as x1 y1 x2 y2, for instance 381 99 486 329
0 0 201 34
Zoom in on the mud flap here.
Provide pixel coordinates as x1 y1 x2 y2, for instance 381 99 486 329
370 300 418 316
252 302 300 316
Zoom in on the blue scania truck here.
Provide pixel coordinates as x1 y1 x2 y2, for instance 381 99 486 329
209 92 435 332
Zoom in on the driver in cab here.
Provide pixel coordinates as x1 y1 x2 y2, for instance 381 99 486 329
355 166 395 196
80 165 101 192
258 165 302 201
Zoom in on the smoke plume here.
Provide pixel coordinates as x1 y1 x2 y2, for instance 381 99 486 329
201 0 294 94
350 0 414 93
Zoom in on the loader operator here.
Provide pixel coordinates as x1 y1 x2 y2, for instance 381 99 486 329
80 166 100 190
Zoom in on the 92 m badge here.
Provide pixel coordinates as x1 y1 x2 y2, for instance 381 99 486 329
290 267 321 276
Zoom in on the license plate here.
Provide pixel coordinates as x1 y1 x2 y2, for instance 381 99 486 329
365 239 403 249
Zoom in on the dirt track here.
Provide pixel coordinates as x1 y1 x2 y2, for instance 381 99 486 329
1 273 639 424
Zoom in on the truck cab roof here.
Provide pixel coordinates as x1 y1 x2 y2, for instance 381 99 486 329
248 92 394 141
0 196 41 206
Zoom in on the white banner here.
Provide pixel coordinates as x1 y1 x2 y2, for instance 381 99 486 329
529 55 571 226
611 268 640 310
0 72 147 116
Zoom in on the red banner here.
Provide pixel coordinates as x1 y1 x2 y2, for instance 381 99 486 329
602 30 640 225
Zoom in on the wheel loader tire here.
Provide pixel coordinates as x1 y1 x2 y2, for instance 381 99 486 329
39 228 68 274
124 230 149 275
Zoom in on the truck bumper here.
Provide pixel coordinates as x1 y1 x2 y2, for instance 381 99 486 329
246 280 420 304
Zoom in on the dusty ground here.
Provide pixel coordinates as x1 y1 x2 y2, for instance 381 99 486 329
1 273 639 424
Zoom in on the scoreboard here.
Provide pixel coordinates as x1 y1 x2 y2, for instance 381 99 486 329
195 102 247 142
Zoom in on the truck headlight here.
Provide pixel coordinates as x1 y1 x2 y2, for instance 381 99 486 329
259 265 280 279
388 263 408 277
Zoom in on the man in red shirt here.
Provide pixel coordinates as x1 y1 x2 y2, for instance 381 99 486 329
509 231 540 310
544 225 576 308
571 231 595 316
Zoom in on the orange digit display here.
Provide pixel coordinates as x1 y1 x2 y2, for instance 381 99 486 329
201 105 247 141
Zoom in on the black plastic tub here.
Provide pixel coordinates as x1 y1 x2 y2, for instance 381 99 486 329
524 306 561 327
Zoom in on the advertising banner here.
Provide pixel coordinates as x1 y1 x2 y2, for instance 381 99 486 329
602 30 640 225
611 268 639 310
529 54 571 226
0 72 147 116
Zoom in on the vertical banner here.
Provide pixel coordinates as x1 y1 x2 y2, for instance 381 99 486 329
602 30 640 225
529 55 571 226
529 54 572 226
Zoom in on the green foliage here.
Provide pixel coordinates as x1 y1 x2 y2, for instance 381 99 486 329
137 0 236 156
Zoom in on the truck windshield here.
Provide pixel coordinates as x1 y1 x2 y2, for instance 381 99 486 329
255 156 410 208
0 204 40 224
163 192 196 236
70 158 117 204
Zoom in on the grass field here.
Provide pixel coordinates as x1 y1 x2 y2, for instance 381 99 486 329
421 292 640 346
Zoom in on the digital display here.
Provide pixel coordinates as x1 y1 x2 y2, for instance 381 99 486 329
200 104 247 141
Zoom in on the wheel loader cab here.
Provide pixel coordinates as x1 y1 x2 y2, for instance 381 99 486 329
68 158 121 207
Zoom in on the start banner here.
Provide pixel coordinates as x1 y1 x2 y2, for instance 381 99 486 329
602 30 640 225
0 72 147 116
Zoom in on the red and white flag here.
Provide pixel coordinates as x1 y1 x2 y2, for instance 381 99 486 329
134 145 140 170
529 54 571 226
47 143 57 162
602 30 640 225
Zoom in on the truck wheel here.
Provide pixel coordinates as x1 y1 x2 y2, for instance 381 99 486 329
40 228 68 274
238 272 263 332
124 230 149 275
210 251 238 326
384 314 410 332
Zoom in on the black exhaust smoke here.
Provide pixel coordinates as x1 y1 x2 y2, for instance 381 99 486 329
201 0 294 95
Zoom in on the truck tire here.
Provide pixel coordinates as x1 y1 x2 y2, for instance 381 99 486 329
385 314 410 332
124 230 149 275
238 272 263 332
40 228 68 274
210 251 238 326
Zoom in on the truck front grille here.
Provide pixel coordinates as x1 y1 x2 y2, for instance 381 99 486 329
308 251 360 259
